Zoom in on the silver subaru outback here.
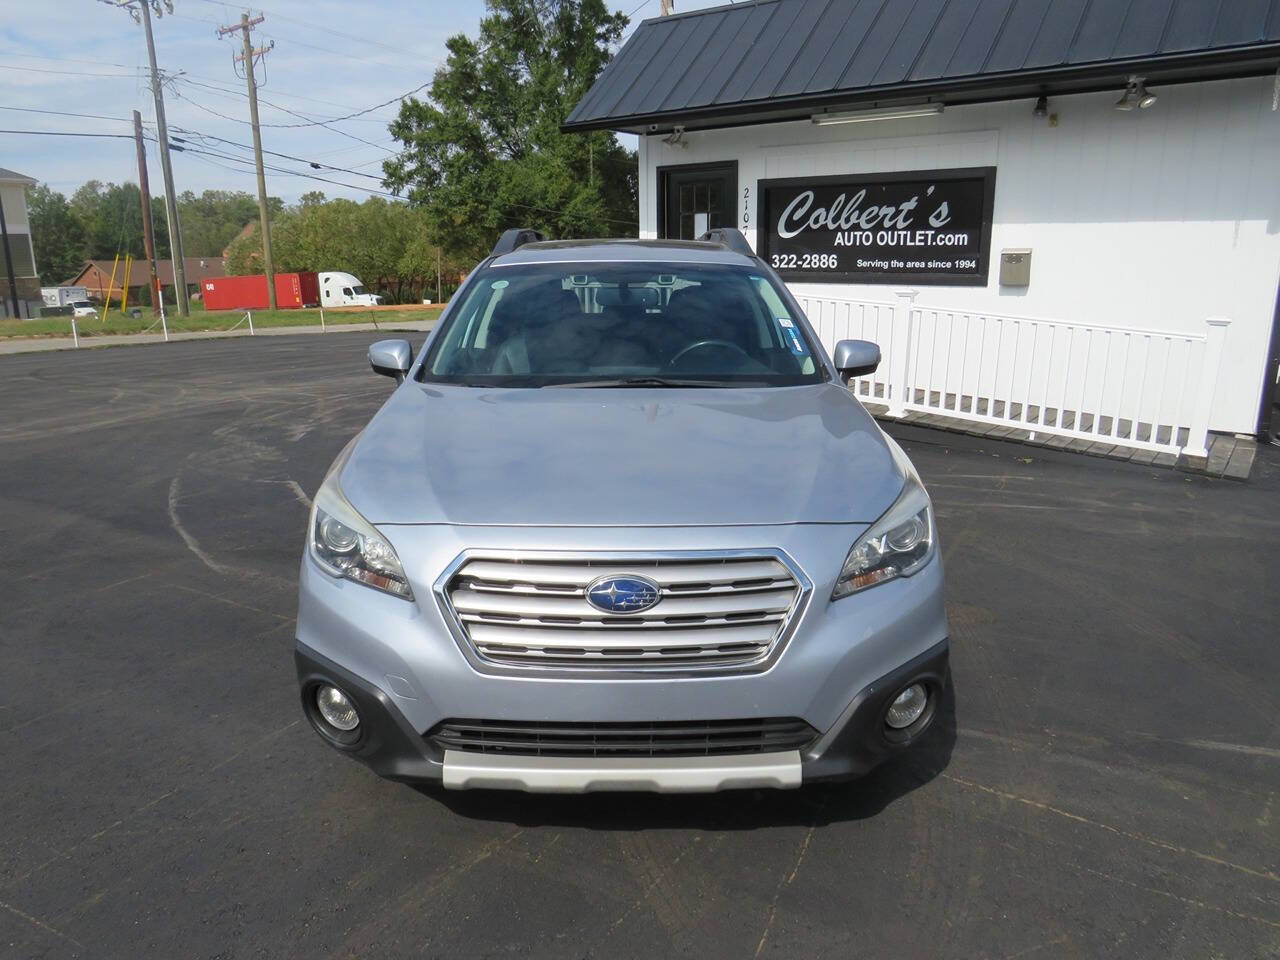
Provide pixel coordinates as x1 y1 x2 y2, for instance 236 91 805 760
295 228 949 794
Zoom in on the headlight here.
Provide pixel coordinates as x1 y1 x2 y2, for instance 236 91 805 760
309 452 413 600
832 442 936 600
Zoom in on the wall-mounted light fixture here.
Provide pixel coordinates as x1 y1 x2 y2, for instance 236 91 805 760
812 103 944 125
1115 76 1157 111
661 125 687 146
1033 95 1049 118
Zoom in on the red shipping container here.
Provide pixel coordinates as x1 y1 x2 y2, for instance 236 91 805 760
201 272 320 311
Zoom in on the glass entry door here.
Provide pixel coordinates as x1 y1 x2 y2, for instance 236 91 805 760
660 163 737 240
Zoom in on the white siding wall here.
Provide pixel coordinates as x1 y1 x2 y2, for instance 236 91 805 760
0 182 37 277
0 183 31 233
640 77 1280 435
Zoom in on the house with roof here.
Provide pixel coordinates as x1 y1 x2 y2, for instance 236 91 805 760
566 0 1280 451
0 166 41 320
65 257 227 305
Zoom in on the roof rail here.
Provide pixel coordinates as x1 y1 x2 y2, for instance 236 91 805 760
696 227 754 257
491 228 547 257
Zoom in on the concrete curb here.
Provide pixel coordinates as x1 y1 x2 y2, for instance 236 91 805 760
0 320 436 355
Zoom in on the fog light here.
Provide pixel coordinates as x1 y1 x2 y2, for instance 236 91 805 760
885 683 928 729
316 685 360 731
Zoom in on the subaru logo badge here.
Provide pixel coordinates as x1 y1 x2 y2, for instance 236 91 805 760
585 575 661 614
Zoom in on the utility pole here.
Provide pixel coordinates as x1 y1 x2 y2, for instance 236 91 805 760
133 110 163 318
660 0 674 15
219 13 277 310
100 0 189 316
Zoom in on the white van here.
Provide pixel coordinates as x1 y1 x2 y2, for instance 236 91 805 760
41 286 90 308
318 272 383 308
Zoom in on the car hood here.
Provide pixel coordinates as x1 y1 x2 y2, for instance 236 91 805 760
339 382 905 526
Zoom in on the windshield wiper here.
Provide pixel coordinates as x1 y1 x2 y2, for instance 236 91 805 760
547 377 736 389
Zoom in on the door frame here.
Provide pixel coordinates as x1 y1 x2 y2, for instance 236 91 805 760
1257 274 1280 441
656 160 738 240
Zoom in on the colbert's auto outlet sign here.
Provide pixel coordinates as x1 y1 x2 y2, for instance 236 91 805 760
759 167 997 286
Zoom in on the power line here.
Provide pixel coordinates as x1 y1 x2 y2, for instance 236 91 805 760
0 52 140 70
194 0 411 57
0 63 141 79
251 99 399 150
309 139 400 160
170 77 399 152
171 127 386 180
221 80 431 129
163 68 403 117
257 31 431 76
173 75 395 124
0 105 136 123
0 128 137 138
171 73 426 128
176 144 402 198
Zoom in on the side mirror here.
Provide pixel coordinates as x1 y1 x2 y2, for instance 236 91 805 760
369 339 412 382
832 339 880 382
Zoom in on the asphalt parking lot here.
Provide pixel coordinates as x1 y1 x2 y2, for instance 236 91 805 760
2 332 1277 959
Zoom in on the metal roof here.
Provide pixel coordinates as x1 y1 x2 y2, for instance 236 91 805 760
564 0 1280 132
69 257 227 288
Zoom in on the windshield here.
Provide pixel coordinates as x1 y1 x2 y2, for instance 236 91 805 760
72 301 92 308
421 262 823 387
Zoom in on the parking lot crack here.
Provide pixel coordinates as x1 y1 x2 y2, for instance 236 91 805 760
0 898 86 952
753 824 816 958
943 773 1280 885
168 475 238 577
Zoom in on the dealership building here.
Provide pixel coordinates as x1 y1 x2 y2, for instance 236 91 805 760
566 0 1280 457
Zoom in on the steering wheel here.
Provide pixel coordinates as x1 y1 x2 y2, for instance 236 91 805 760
669 339 753 367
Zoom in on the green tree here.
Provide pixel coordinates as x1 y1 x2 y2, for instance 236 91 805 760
70 181 144 259
64 180 175 259
63 181 276 264
382 0 637 260
176 190 277 257
223 196 459 303
27 184 89 283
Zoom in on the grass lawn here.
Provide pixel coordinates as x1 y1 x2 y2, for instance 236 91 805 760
0 302 444 340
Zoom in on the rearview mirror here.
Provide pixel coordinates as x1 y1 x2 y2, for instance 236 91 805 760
832 339 880 382
369 339 412 382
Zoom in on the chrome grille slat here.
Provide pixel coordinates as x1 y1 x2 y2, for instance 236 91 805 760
458 559 789 588
471 621 778 650
442 554 805 672
478 651 772 667
451 586 797 620
459 613 787 631
461 579 795 598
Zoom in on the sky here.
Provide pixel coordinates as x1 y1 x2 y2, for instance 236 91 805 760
0 0 727 203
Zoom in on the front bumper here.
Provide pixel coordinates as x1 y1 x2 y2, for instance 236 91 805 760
295 638 949 791
295 521 949 792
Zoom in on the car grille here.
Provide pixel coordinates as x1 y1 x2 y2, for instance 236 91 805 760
427 718 818 757
439 554 808 672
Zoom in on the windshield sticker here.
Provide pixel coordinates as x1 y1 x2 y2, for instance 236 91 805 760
491 280 509 290
772 316 807 354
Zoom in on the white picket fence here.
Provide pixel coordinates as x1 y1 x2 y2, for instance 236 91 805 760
797 293 1230 458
